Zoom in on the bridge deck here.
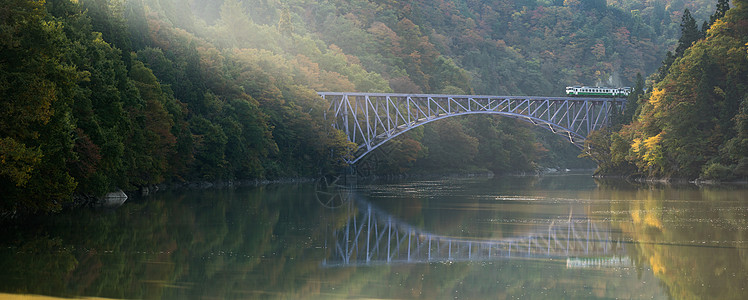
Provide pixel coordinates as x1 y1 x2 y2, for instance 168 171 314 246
319 92 626 164
324 199 627 267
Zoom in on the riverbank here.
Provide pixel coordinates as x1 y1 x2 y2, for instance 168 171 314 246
79 167 592 207
0 177 319 223
593 173 748 186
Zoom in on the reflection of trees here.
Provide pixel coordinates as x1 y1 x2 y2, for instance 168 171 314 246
4 178 741 299
0 182 385 299
308 259 662 299
598 183 748 299
0 185 308 298
0 237 77 296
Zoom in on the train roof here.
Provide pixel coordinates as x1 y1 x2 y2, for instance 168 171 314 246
567 86 631 89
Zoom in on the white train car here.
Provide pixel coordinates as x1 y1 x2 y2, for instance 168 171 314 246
566 86 631 97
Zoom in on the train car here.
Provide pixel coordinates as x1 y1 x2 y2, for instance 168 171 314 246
565 86 631 97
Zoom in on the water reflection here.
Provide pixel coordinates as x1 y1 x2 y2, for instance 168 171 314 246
324 192 628 267
593 183 748 299
0 176 745 299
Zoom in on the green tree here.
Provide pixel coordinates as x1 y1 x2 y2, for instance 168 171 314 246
277 6 293 37
126 60 178 185
0 0 80 213
418 119 479 170
709 0 731 27
218 0 253 47
675 9 700 58
622 73 645 123
606 0 748 180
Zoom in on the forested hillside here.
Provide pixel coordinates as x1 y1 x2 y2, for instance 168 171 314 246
1 0 356 214
587 0 748 181
193 0 666 95
0 0 711 214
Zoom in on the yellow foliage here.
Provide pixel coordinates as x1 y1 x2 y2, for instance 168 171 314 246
631 138 642 153
649 252 667 275
631 210 641 223
714 86 726 98
707 18 728 36
648 87 666 109
644 132 664 151
642 131 665 169
644 213 663 229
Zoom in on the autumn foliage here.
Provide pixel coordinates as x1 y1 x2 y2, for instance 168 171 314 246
2 0 736 214
588 0 748 180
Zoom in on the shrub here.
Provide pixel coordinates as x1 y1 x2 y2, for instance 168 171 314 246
700 163 734 181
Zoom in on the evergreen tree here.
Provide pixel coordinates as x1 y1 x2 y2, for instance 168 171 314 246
608 102 624 131
675 9 701 58
704 0 731 32
710 0 731 26
701 20 709 38
623 73 645 123
277 6 293 37
657 51 676 82
125 0 149 51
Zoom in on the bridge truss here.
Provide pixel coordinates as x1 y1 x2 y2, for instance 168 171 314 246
319 92 626 164
323 200 626 267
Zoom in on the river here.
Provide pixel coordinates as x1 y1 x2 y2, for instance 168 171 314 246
0 174 746 299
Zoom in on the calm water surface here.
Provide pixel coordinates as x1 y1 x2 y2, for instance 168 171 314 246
1 175 747 299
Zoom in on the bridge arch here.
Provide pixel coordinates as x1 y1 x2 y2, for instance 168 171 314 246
319 92 625 164
323 193 627 267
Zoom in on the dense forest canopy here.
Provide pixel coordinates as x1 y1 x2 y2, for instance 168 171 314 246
586 0 748 181
1 0 738 214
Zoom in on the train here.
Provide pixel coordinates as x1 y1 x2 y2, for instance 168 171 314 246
565 86 631 97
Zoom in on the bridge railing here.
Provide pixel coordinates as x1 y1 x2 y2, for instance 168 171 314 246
319 93 626 164
323 197 627 267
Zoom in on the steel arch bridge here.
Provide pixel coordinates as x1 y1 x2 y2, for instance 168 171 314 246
322 198 628 267
319 92 626 164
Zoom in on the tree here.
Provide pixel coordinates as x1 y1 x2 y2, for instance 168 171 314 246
80 0 133 69
657 51 676 82
675 9 700 58
709 0 730 27
125 0 149 51
581 0 607 11
218 0 252 47
418 119 479 170
277 6 293 37
623 73 645 123
126 60 178 185
0 0 80 213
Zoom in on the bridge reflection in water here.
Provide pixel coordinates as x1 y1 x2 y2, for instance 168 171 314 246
323 195 628 267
